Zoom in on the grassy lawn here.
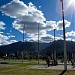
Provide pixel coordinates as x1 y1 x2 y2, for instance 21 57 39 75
0 59 75 75
0 69 75 75
0 60 37 71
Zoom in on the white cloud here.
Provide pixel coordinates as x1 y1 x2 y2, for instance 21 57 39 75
44 20 71 31
8 35 15 38
55 36 63 41
25 32 53 43
0 0 46 35
12 19 71 43
0 33 17 45
66 38 75 41
6 40 17 44
57 20 71 30
40 34 54 43
0 1 46 22
0 0 72 43
0 34 9 44
12 20 46 34
45 21 56 31
66 30 75 37
25 37 38 42
0 0 28 18
40 34 63 43
39 6 41 8
0 21 5 30
25 33 63 43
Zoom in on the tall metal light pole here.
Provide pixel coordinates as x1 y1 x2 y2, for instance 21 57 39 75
60 0 67 70
38 23 39 64
54 29 57 65
22 24 25 64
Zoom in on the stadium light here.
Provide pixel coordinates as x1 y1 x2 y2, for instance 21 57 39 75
60 0 67 70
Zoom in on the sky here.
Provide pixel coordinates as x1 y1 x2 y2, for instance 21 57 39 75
0 0 75 45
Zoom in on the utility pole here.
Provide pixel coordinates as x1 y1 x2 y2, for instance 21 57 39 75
54 29 57 65
22 24 25 64
60 0 67 70
38 23 39 64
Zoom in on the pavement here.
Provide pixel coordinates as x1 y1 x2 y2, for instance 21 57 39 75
28 65 75 70
0 64 15 67
0 60 75 70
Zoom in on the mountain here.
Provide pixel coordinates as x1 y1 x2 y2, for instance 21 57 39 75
0 40 75 56
44 40 75 55
0 41 50 54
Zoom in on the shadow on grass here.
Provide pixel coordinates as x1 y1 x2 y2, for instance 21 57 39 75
59 70 67 75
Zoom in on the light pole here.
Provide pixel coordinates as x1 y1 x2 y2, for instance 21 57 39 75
54 29 57 65
38 23 39 64
60 0 67 70
71 40 74 59
22 24 25 64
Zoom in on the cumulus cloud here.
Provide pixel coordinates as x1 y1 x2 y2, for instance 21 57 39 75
55 36 63 41
25 32 53 43
0 0 46 37
0 0 46 22
0 0 28 18
0 33 17 45
0 34 9 44
66 38 72 41
25 33 64 43
12 20 46 34
0 21 5 30
12 19 71 43
40 34 63 43
40 34 54 43
66 30 75 37
57 20 71 30
45 21 56 31
0 0 71 43
6 40 17 45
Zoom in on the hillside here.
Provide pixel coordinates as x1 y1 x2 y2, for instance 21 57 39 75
0 40 75 55
0 41 50 54
44 40 75 55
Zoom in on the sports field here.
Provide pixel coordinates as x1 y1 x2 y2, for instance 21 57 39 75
0 59 75 75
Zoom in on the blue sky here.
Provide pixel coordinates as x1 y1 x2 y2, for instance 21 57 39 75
0 0 75 45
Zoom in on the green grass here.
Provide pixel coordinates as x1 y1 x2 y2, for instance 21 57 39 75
0 69 75 75
0 60 37 72
0 59 75 75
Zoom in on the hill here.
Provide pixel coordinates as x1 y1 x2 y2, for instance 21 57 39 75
44 40 75 55
0 40 75 56
0 41 50 54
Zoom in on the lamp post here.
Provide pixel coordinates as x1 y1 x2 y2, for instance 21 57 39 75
60 0 67 70
54 29 57 65
38 23 39 64
22 24 25 64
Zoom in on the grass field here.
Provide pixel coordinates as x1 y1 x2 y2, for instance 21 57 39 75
0 59 75 75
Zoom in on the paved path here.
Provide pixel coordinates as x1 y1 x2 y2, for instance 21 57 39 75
0 64 15 67
28 65 75 70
